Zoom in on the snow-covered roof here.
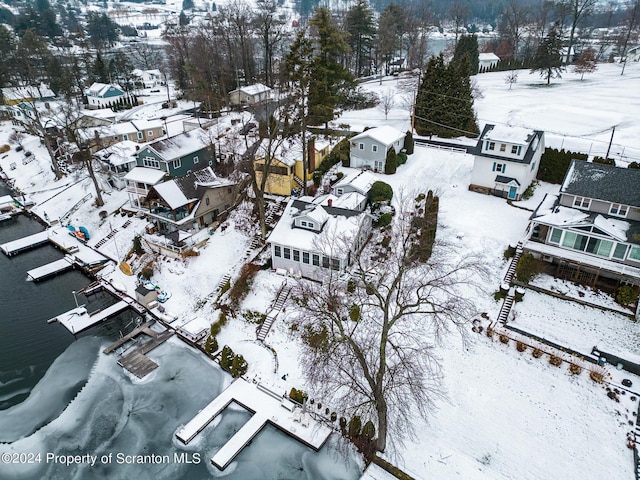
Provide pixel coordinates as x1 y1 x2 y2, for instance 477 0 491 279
0 195 14 206
2 83 55 101
534 206 590 226
592 215 630 242
482 124 533 144
268 199 363 251
298 204 330 224
234 83 271 96
479 52 500 61
256 137 302 167
124 166 166 184
351 126 405 146
146 129 209 161
96 140 140 166
333 169 376 195
87 82 124 97
132 119 164 131
154 181 192 210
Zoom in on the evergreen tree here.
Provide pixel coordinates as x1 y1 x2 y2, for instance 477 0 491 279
86 12 119 50
384 148 397 174
92 52 109 84
182 0 194 10
414 54 478 138
452 34 479 75
530 23 564 85
307 8 354 127
179 11 189 26
345 0 376 77
404 130 414 155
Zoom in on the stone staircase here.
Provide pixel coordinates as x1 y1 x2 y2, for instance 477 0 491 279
257 283 291 342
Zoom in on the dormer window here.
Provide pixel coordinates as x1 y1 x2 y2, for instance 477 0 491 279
511 145 522 155
609 203 628 217
573 196 591 209
487 141 495 151
500 144 506 152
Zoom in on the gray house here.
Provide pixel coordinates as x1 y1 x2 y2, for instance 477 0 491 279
525 160 640 286
136 129 212 177
349 126 405 171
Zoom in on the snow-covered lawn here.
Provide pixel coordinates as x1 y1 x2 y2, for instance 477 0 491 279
511 290 639 363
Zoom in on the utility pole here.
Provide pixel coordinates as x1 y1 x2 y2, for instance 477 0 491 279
606 126 616 159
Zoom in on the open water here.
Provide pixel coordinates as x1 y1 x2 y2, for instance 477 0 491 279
0 183 359 480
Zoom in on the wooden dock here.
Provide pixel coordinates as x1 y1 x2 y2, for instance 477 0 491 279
1 230 49 256
176 378 332 470
27 256 74 281
103 320 155 354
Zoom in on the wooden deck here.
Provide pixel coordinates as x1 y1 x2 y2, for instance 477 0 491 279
103 320 155 354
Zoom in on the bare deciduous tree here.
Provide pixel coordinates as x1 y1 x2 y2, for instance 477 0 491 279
377 90 395 119
561 0 598 64
505 71 519 89
288 193 486 454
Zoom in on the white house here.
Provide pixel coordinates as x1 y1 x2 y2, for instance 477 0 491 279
331 170 376 198
86 83 126 109
469 124 545 201
269 195 372 281
349 126 405 171
479 52 500 70
229 83 272 106
132 69 163 88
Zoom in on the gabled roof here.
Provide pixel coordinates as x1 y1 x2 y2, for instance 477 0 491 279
153 167 231 211
351 126 405 146
474 124 544 165
124 167 166 184
495 175 520 186
332 170 376 195
2 83 55 101
131 119 164 131
87 82 124 97
96 140 139 166
232 83 271 96
479 52 500 61
561 160 640 208
154 181 192 209
143 129 209 161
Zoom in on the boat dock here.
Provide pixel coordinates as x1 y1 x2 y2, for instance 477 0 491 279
0 230 49 256
117 329 174 378
175 378 332 470
48 300 131 334
27 256 74 281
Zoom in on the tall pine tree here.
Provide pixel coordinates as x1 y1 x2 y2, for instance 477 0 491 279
452 34 479 75
530 23 564 85
414 54 478 138
345 0 376 77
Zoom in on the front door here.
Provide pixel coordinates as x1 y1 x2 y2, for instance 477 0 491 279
374 160 384 171
508 186 517 199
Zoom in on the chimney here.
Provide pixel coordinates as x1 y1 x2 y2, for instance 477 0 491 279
135 145 140 151
327 198 332 207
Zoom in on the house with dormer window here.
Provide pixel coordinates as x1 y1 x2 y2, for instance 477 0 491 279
86 83 126 109
469 124 545 200
268 193 372 280
525 160 640 286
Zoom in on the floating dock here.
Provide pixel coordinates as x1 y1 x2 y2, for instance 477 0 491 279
26 256 74 281
176 379 332 470
0 231 49 256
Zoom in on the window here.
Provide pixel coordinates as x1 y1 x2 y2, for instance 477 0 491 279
629 246 640 262
274 246 281 257
549 228 562 244
609 203 628 217
585 238 613 257
302 252 309 264
148 130 154 136
283 247 291 259
293 250 300 261
205 197 210 206
336 188 343 195
372 145 378 153
308 222 314 229
613 243 628 260
511 145 518 154
500 144 506 152
312 254 320 266
137 132 143 140
123 134 129 141
492 162 506 173
488 142 495 150
193 156 199 164
331 258 340 270
301 220 307 227
173 159 182 169
143 157 160 169
322 256 330 268
359 143 364 150
573 196 591 209
530 161 536 172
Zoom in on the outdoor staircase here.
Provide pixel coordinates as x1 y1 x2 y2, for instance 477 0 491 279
257 283 291 342
60 193 92 225
293 175 305 188
265 199 286 227
497 293 515 324
503 242 524 284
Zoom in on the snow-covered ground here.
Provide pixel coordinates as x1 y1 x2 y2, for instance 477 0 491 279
1 60 640 479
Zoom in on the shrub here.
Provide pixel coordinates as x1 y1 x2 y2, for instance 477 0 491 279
616 285 638 306
227 263 260 308
569 363 582 375
204 335 218 356
404 131 414 155
503 246 515 259
339 88 379 110
590 369 604 383
516 341 527 352
348 416 362 438
347 279 356 293
494 290 507 301
219 345 234 370
397 152 408 165
378 213 393 227
486 327 494 338
361 420 376 440
313 170 322 187
289 387 308 404
0 144 10 153
370 181 393 203
499 334 509 344
537 148 588 184
349 304 361 321
133 235 144 255
592 156 615 165
515 253 540 283
384 148 397 174
380 236 391 248
532 347 543 358
549 355 562 366
230 353 248 377
522 181 536 200
629 161 640 170
317 136 352 174
140 265 154 279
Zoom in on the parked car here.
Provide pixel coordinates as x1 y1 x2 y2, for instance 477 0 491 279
24 150 32 157
15 145 23 152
